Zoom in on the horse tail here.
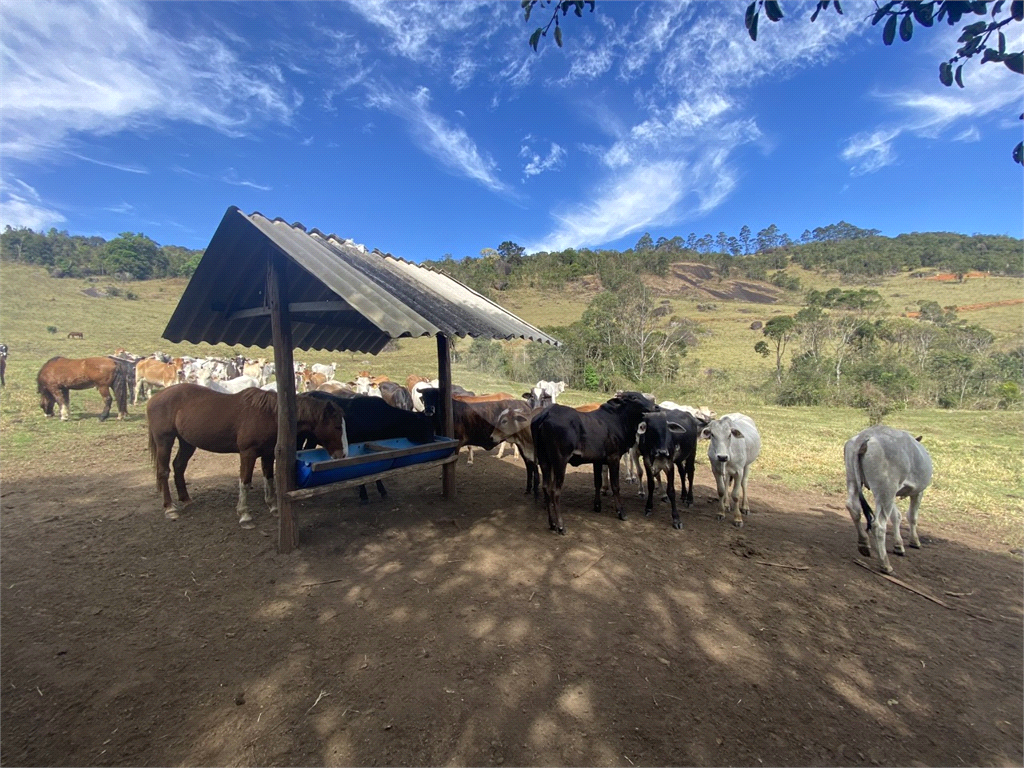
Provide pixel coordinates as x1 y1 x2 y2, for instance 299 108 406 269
111 359 130 415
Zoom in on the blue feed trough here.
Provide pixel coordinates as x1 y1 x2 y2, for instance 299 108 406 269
295 436 459 489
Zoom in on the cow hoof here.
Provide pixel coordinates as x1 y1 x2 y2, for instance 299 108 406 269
909 541 921 549
894 548 906 557
858 545 872 557
716 513 725 522
732 519 744 529
672 520 682 530
617 512 628 521
742 508 750 516
644 509 653 517
240 520 256 530
164 509 179 520
880 564 894 574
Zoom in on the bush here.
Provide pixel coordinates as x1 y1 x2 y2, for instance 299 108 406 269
46 325 57 334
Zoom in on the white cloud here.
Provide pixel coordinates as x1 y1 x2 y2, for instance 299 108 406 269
954 126 981 143
0 0 301 161
366 85 508 193
521 142 566 178
0 193 65 230
526 162 687 252
842 128 902 175
64 151 147 174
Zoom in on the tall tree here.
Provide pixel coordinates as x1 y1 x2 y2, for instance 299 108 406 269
738 225 753 255
754 315 798 383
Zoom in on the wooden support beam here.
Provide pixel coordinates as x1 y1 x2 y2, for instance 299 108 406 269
437 333 456 498
267 252 299 553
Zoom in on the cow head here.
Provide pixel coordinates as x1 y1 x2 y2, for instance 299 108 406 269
490 406 532 444
702 417 747 464
637 412 688 466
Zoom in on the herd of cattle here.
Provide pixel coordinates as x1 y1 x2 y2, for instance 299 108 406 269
29 349 935 574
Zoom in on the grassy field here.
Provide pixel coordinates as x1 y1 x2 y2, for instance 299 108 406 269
1 261 1021 549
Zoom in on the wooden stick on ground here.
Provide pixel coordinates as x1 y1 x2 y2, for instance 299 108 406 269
755 561 810 571
853 559 951 609
573 552 605 578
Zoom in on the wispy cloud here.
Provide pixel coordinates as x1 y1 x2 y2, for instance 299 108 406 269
954 126 981 142
842 127 902 175
0 0 301 161
366 85 509 193
64 151 148 174
521 141 566 178
0 192 65 230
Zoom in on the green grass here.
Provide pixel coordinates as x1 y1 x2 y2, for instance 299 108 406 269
2 261 1021 548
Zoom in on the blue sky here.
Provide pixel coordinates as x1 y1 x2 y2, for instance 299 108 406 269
1 1 1021 263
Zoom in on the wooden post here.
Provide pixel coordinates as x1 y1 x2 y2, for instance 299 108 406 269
437 333 455 498
268 252 299 553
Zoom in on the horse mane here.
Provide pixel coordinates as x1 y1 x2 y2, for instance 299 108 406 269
238 388 333 425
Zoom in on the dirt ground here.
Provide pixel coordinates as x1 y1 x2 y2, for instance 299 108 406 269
1 423 1021 767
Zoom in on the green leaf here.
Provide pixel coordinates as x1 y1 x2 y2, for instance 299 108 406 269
1005 53 1024 74
883 13 897 44
1013 0 1024 20
969 1 987 13
834 0 843 13
745 2 757 30
765 0 784 21
954 63 964 87
939 60 954 85
749 11 759 40
900 14 914 40
523 0 532 22
871 1 894 25
554 24 563 47
912 3 934 26
529 28 542 51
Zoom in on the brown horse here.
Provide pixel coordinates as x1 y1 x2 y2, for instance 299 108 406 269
37 356 132 421
146 384 349 528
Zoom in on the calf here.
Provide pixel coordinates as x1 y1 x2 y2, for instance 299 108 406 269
531 391 654 535
702 413 761 528
636 409 702 528
490 404 545 498
531 379 566 405
844 425 933 574
134 356 184 404
310 362 337 380
420 388 520 465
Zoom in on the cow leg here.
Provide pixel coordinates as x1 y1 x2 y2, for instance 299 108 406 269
97 383 113 422
625 447 640 484
636 454 647 498
666 464 681 529
545 461 567 535
847 482 872 557
682 456 695 507
730 470 745 528
713 468 729 522
606 459 628 521
170 439 197 514
592 463 604 514
260 454 277 515
870 504 894 574
643 457 657 516
237 452 259 529
888 501 906 557
906 491 924 549
466 445 475 465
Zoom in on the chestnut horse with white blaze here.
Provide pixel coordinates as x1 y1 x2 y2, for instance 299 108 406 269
146 384 349 528
37 356 132 421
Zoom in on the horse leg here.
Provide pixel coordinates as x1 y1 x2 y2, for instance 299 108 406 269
170 439 197 513
155 436 180 518
58 387 71 421
40 388 56 417
260 454 277 515
237 451 259 529
97 383 113 422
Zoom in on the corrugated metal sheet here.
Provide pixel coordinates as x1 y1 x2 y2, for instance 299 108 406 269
162 207 560 353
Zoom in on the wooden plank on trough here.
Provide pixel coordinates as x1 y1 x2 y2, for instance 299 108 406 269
310 440 456 471
286 453 459 502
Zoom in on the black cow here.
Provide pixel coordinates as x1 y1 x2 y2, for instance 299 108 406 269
636 409 701 529
300 391 434 502
531 391 654 535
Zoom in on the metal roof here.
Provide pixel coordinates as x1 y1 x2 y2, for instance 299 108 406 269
162 207 560 354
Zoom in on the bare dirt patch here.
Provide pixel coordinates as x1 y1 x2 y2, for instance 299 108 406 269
645 264 781 305
1 423 1021 767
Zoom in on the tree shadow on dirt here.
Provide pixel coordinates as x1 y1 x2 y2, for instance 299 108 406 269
1 451 1021 767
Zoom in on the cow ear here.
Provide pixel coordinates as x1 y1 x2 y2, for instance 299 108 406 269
731 428 744 439
636 422 647 435
700 427 711 439
915 435 923 442
668 422 686 434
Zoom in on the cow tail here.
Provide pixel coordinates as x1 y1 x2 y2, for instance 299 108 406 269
856 441 874 531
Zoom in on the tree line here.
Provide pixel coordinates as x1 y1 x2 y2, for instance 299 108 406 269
0 226 203 280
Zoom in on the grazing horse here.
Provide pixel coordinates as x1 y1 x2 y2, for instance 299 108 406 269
146 384 349 528
67 331 84 339
36 356 132 421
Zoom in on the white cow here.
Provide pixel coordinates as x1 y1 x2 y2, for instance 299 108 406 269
659 402 716 424
531 380 566 406
702 413 761 527
310 362 337 380
844 425 933 574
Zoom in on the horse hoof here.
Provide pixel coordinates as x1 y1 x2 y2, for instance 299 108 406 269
858 545 872 557
164 510 179 520
672 520 682 530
